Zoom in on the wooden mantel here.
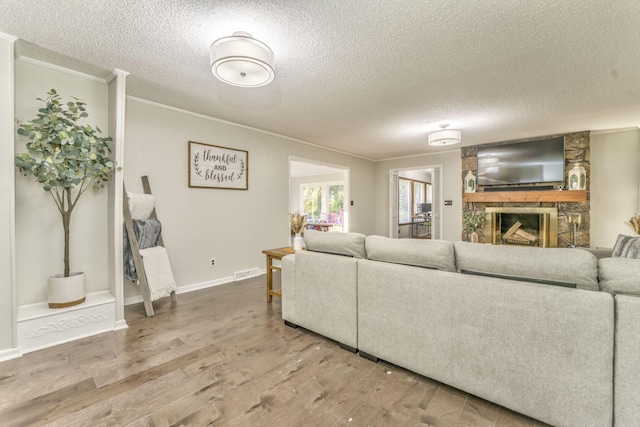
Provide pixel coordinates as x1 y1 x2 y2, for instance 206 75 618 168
463 190 587 203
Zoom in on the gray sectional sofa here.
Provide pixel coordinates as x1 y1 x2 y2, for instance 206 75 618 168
281 230 640 427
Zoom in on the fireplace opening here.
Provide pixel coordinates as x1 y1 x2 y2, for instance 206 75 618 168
500 213 540 246
485 207 558 248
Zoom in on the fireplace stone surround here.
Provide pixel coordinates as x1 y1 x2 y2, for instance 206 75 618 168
461 131 590 248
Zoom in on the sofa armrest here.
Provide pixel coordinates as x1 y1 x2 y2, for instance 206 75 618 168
289 250 358 348
281 254 296 322
614 294 640 426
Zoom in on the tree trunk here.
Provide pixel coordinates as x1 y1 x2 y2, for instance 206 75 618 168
62 210 71 277
62 187 73 277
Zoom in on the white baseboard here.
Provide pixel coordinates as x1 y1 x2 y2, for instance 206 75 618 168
114 319 129 331
0 347 22 362
124 271 264 306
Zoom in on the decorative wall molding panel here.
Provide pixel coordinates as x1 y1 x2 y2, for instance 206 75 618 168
17 291 116 354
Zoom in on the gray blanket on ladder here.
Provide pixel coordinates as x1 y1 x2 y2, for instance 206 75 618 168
123 218 163 281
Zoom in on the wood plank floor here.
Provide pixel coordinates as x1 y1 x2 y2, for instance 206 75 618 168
0 275 552 427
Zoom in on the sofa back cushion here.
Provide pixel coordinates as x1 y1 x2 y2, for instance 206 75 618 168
454 241 599 291
304 229 367 258
365 235 456 272
598 257 640 295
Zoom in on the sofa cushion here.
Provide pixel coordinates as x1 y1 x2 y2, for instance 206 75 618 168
612 234 640 259
598 257 640 296
577 247 613 260
454 241 599 291
365 235 456 272
303 229 367 258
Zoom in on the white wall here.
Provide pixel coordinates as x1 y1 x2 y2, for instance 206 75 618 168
374 150 463 242
398 170 431 182
591 129 640 247
123 98 375 299
14 59 110 305
0 34 17 354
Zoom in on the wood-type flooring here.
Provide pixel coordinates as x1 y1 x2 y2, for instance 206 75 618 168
0 275 552 426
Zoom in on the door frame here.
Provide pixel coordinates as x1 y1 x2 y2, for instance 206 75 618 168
388 164 443 239
289 156 350 234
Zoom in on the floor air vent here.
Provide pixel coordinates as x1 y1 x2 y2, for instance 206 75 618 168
234 268 261 281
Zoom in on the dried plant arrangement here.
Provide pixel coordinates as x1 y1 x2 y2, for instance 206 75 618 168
627 213 640 235
289 211 307 234
463 210 487 232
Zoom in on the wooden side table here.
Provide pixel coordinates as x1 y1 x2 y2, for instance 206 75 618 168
262 247 294 302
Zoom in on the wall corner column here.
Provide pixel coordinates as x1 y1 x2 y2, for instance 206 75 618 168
0 33 20 361
108 69 129 330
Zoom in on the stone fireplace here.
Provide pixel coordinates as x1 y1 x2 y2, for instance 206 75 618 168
461 131 590 248
485 207 558 248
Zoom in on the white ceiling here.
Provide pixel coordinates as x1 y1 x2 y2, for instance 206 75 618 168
2 0 639 161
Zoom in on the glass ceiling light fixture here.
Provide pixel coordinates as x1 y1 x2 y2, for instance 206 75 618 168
428 124 462 146
210 31 275 88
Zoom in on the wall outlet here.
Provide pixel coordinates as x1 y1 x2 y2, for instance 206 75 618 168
209 257 216 267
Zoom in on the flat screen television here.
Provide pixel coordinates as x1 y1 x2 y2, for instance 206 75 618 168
477 137 565 186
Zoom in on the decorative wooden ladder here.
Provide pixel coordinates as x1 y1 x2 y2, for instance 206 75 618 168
123 176 177 316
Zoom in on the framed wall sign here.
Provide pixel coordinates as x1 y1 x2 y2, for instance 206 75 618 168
188 141 248 190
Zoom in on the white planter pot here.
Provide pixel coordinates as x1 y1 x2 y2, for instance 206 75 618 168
293 233 304 251
48 271 86 308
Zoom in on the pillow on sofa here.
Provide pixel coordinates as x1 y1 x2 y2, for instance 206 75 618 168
612 234 640 259
303 229 367 258
454 241 599 291
365 235 456 272
598 257 640 296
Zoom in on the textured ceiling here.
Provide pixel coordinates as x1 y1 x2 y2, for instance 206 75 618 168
2 0 640 160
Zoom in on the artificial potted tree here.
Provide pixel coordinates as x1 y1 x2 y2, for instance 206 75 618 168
15 89 115 308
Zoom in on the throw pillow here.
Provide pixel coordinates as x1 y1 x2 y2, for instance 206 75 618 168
612 234 640 259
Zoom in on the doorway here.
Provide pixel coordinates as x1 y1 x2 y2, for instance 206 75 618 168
289 158 350 237
389 165 443 239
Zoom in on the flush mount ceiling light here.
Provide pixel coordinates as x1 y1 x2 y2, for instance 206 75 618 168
428 124 462 146
210 31 275 88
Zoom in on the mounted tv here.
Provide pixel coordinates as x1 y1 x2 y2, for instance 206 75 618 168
477 137 565 186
